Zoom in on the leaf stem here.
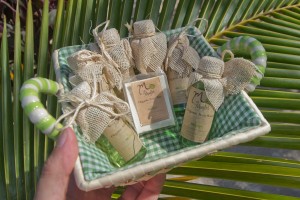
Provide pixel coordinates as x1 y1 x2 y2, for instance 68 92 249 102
208 3 300 42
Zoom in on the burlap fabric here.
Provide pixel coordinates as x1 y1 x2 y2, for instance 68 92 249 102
68 75 84 88
94 27 135 80
165 35 200 77
60 81 131 143
67 50 123 92
222 58 257 95
165 34 201 105
189 55 256 110
130 20 167 73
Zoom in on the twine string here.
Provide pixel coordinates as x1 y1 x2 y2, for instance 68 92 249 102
165 19 207 72
92 20 125 90
125 21 162 39
179 18 208 38
133 32 156 39
221 49 235 61
196 68 222 79
55 75 129 131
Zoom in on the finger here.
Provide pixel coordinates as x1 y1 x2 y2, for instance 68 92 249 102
137 173 166 200
119 181 145 200
34 128 79 200
67 172 115 200
120 173 166 200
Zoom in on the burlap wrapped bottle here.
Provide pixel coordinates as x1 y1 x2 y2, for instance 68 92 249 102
182 54 256 143
130 20 167 73
60 81 146 167
67 50 123 93
93 27 135 80
165 34 200 106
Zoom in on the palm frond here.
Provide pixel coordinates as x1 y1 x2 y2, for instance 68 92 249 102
35 0 49 189
1 16 16 200
22 0 35 198
162 180 300 200
13 3 24 199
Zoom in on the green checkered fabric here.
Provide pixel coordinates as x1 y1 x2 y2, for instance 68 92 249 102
56 27 261 181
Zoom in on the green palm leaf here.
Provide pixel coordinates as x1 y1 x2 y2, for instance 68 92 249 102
35 0 49 190
22 1 35 199
13 3 24 199
1 0 300 199
162 180 300 200
46 0 65 160
1 16 16 200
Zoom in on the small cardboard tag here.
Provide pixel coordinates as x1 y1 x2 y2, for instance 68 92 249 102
131 76 169 126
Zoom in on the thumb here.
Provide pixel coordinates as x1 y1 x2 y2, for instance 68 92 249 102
34 127 79 200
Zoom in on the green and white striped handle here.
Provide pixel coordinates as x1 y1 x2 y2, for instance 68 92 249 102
217 36 267 92
20 77 63 140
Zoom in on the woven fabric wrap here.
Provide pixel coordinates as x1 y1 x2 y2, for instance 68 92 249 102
56 27 262 184
67 50 123 91
166 35 200 77
95 28 135 80
189 56 256 110
131 20 167 73
61 81 129 143
222 58 257 95
67 50 109 91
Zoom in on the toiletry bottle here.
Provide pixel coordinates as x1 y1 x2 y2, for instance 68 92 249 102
165 34 200 115
68 81 146 167
180 81 215 144
95 117 147 167
180 56 225 144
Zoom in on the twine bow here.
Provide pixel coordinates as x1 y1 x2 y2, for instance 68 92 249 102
68 49 123 90
55 75 130 131
165 18 208 76
189 51 256 111
131 20 156 39
132 32 156 39
92 21 124 89
165 34 199 77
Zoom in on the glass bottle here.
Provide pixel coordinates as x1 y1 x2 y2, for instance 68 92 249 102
180 81 215 146
69 81 146 168
167 69 189 116
95 117 147 168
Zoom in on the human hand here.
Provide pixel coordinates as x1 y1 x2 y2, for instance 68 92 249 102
117 173 166 200
34 127 166 200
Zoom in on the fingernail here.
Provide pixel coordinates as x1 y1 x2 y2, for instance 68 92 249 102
56 128 71 147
